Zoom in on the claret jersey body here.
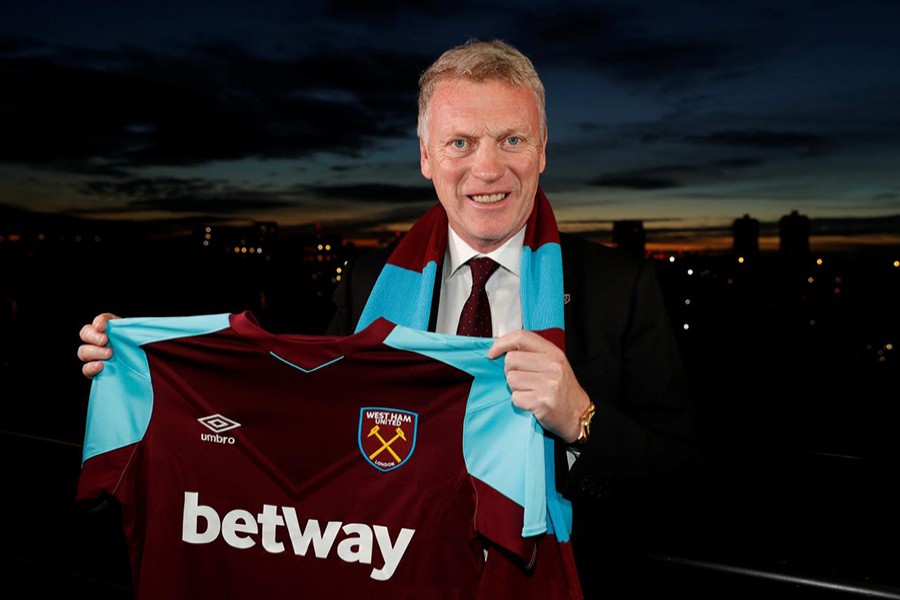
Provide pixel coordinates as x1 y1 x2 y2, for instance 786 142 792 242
77 312 581 599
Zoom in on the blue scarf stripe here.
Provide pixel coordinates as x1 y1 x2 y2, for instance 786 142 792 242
356 261 438 333
520 242 565 333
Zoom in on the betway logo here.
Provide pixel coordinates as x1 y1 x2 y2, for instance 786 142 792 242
181 492 415 581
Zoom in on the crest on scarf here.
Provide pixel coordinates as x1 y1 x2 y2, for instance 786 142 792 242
358 408 418 472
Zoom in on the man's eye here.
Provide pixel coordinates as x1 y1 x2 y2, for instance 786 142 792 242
452 139 467 149
507 136 520 145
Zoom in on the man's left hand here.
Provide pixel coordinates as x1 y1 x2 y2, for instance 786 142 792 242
488 330 591 442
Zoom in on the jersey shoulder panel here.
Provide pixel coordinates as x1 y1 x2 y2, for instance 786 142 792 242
81 313 232 463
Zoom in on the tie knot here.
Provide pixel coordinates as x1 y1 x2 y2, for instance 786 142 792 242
468 257 499 288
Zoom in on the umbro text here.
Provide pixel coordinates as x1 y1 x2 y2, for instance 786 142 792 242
200 433 235 444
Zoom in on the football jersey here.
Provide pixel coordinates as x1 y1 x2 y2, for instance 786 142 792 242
76 312 580 598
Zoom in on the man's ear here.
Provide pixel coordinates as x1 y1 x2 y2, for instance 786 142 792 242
539 127 548 174
419 138 432 180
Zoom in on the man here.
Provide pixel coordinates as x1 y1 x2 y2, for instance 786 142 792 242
79 39 700 596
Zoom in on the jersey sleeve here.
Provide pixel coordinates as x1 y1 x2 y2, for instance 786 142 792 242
77 313 232 501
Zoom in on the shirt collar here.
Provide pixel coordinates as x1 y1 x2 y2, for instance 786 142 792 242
446 225 524 279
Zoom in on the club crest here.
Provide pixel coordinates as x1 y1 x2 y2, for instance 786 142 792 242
358 408 418 472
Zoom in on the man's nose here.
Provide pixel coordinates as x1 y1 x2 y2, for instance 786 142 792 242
471 143 504 181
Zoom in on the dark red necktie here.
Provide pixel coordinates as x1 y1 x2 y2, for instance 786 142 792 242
456 257 500 337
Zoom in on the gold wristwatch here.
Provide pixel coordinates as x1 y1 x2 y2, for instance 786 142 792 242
575 401 596 444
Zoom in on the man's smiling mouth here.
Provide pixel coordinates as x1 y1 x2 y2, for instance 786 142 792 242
469 193 507 203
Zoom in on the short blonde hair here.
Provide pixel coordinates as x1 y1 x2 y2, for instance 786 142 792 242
417 38 547 143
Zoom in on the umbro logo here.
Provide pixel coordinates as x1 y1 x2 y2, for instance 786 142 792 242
198 414 241 433
198 414 241 445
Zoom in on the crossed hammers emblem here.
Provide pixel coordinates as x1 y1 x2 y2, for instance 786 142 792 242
366 424 407 462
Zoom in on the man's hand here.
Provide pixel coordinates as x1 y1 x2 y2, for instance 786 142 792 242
488 329 591 442
77 313 120 379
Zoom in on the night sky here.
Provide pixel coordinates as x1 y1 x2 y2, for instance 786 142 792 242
2 0 898 251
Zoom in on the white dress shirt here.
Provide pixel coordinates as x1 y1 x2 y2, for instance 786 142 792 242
435 225 525 337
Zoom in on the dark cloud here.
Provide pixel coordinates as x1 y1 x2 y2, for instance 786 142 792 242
311 183 435 204
0 37 426 172
319 203 437 235
710 158 766 169
811 215 900 238
76 176 296 215
588 175 680 190
72 176 435 219
516 5 768 89
588 157 764 190
124 195 295 214
79 177 221 199
686 130 831 153
325 0 452 19
640 129 832 155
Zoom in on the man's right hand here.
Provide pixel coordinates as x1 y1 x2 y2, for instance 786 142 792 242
77 313 121 379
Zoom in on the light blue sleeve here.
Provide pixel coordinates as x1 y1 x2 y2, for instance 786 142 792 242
81 313 231 464
383 325 548 537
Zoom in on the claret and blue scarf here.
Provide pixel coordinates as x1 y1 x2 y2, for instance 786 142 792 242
356 186 566 352
354 187 579 594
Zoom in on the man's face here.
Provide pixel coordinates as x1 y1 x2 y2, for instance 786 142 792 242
420 78 547 253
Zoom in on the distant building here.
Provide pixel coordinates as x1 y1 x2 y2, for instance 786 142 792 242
779 210 811 258
612 220 646 257
732 214 760 260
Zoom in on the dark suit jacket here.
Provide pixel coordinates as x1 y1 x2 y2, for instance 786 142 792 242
326 232 701 596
